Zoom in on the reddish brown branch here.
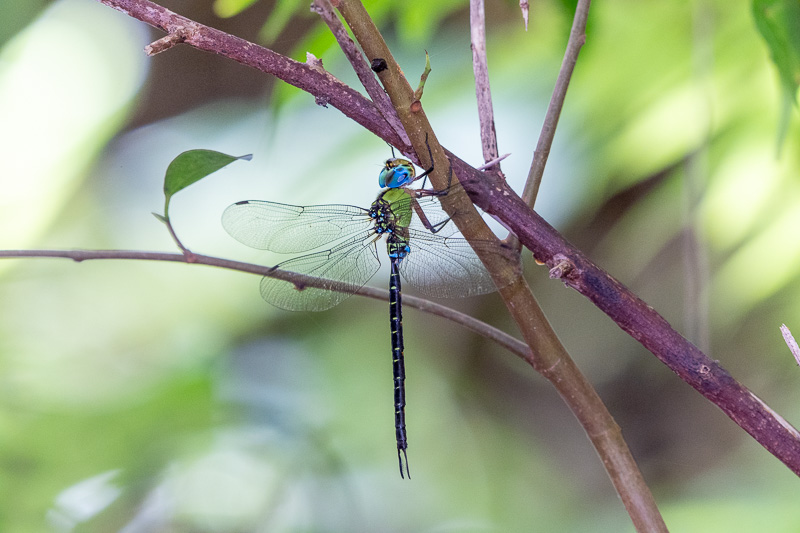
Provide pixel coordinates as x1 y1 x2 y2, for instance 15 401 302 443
97 0 406 150
0 249 530 361
311 0 410 147
459 161 800 475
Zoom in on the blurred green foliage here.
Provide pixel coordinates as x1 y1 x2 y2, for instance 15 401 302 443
0 0 51 47
0 0 799 532
753 0 800 104
213 0 260 19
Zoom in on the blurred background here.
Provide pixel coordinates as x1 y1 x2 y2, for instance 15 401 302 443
1 0 799 531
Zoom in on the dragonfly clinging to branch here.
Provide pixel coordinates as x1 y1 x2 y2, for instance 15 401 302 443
222 157 517 478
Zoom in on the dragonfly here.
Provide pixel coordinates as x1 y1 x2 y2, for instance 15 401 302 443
222 159 515 478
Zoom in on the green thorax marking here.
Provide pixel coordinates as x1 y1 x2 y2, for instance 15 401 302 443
375 188 413 229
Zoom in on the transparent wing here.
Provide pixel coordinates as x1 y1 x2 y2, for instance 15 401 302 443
222 200 372 253
261 234 382 311
397 192 520 298
398 230 512 298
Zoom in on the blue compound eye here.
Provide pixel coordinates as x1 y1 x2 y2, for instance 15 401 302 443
379 158 416 188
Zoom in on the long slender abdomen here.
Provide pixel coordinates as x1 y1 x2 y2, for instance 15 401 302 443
389 257 410 478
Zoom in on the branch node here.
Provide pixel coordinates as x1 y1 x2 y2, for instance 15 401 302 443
145 28 188 56
548 254 575 279
413 50 431 100
306 52 326 74
476 153 510 171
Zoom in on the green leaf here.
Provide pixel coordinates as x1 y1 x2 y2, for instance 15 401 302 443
163 149 252 201
753 0 800 103
213 0 260 18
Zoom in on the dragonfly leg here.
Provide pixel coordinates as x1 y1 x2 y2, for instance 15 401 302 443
409 197 452 234
413 133 435 189
429 217 452 234
414 162 454 199
414 133 456 196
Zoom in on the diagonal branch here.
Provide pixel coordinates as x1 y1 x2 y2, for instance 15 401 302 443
96 0 409 151
522 0 591 207
311 0 410 148
469 0 501 169
459 158 800 475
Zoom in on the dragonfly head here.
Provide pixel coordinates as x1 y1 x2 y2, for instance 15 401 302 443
379 158 416 188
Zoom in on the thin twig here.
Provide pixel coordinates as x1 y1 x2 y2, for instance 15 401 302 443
469 0 501 168
520 1 530 30
310 0 410 147
521 0 591 207
163 216 195 261
412 51 431 101
159 204 195 261
782 324 800 366
0 248 530 361
476 153 510 171
144 29 186 55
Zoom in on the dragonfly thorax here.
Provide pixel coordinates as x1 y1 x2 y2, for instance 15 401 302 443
379 158 416 188
368 193 414 257
368 199 392 232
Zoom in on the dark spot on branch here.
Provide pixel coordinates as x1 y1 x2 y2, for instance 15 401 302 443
582 269 622 307
371 58 388 73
